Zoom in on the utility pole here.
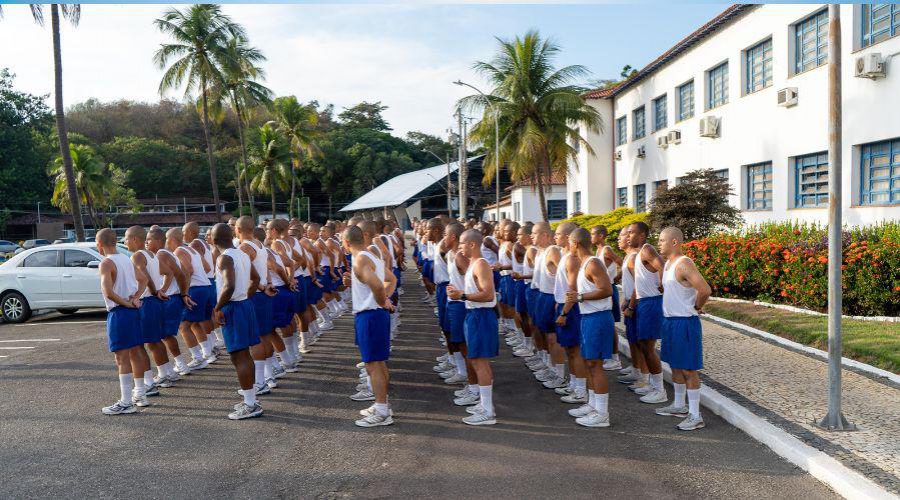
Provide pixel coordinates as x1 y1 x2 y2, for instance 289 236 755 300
456 107 467 220
446 152 452 218
819 4 854 432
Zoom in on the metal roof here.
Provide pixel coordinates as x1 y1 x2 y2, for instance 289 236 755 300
339 156 484 212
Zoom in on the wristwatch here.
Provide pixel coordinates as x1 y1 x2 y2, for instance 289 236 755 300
461 293 468 301
559 311 567 317
577 293 585 303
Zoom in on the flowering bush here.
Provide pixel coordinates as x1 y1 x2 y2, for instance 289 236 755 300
684 222 900 316
551 208 648 245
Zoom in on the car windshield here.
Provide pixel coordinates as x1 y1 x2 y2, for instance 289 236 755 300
35 240 51 245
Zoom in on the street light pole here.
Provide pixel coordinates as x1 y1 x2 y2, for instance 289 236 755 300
423 148 453 218
455 80 501 222
455 107 467 220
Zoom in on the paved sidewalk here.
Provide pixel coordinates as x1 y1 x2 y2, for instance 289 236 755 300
692 319 900 493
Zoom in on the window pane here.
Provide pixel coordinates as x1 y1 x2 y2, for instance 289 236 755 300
796 10 828 72
633 107 645 139
861 137 900 205
794 152 829 207
634 184 646 213
24 250 58 267
64 250 95 268
653 95 667 131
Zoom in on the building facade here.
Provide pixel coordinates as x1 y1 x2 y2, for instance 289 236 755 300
568 4 900 227
484 184 568 223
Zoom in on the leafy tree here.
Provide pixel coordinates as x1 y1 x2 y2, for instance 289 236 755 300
405 131 453 161
0 69 53 209
648 169 743 241
338 101 391 131
271 96 321 218
97 136 208 197
49 143 112 228
247 123 292 218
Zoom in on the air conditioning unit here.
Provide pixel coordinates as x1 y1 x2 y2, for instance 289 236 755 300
667 130 682 145
855 53 885 79
657 136 669 149
614 150 622 161
698 116 719 138
777 87 798 107
636 146 646 158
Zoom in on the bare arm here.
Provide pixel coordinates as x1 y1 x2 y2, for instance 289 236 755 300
679 259 712 311
466 259 496 302
99 260 138 308
560 255 580 314
190 240 211 274
213 255 235 314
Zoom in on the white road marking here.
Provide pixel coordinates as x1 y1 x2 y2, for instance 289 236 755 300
0 339 61 343
0 355 7 358
15 320 105 326
0 346 35 350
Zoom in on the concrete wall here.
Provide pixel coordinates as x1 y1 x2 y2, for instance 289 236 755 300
567 98 616 215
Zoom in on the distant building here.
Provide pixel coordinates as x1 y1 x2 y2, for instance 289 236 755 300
483 173 568 223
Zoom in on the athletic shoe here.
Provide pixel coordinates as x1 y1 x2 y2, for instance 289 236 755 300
102 400 137 415
554 386 573 396
355 413 394 428
397 287 405 296
299 342 311 354
465 404 486 415
271 363 286 379
214 338 226 350
628 380 649 392
318 319 334 331
436 353 449 363
282 360 300 373
350 390 376 402
619 366 633 376
174 364 192 376
561 391 587 404
639 389 668 404
433 307 438 316
266 377 278 390
153 375 176 388
618 372 640 384
359 404 394 417
677 415 705 431
454 387 471 398
356 361 366 369
462 412 496 426
576 412 610 428
132 393 150 407
355 382 369 392
444 373 467 385
228 402 263 420
204 352 218 364
186 357 208 370
603 358 623 371
526 360 546 372
512 347 534 358
438 369 456 379
144 384 160 397
237 383 271 397
453 393 480 406
655 404 689 418
534 369 554 382
433 360 453 372
542 375 567 389
568 404 595 418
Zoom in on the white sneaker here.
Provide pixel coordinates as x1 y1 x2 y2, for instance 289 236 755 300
187 357 208 370
265 377 278 389
568 404 595 418
634 384 654 396
462 412 496 426
619 366 633 376
131 393 150 408
677 415 705 431
454 393 480 406
282 360 299 373
454 387 472 398
237 383 271 396
603 358 623 371
444 373 467 385
356 361 366 369
204 352 218 364
433 360 453 372
618 372 640 384
174 364 192 376
153 375 175 388
560 391 587 404
359 404 394 417
639 389 668 404
350 390 376 402
355 412 394 427
554 386 573 396
102 400 137 415
534 369 554 382
228 402 263 420
655 404 689 417
465 404 486 415
436 353 449 362
355 382 369 392
512 347 533 358
271 362 286 379
438 369 456 379
542 375 567 389
576 411 610 428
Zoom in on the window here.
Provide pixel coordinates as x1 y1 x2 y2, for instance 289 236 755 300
653 95 667 132
513 202 521 221
745 38 773 93
616 116 627 146
64 250 95 267
634 184 647 213
794 152 829 208
707 62 729 109
573 191 582 213
860 138 900 205
23 250 58 268
713 169 729 179
653 179 668 196
677 81 694 121
632 107 645 140
862 4 900 47
547 200 567 220
616 187 628 208
746 162 773 210
795 10 828 73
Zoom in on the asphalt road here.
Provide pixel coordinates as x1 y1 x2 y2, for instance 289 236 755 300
0 271 837 499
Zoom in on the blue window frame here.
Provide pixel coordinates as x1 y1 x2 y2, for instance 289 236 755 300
653 95 667 132
547 199 567 220
573 191 582 212
677 81 694 121
795 10 828 73
860 138 900 205
746 162 773 210
653 179 668 196
616 116 627 146
633 184 646 213
707 62 729 109
794 152 829 208
616 187 627 208
745 38 773 94
632 107 645 140
861 4 900 47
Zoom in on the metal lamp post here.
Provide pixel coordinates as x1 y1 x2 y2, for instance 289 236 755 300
423 149 453 218
454 80 501 222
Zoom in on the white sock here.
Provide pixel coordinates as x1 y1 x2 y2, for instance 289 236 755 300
650 372 664 392
567 377 576 391
243 385 257 406
134 376 146 396
156 363 168 377
163 362 176 378
453 352 467 376
299 331 309 347
188 345 202 360
374 402 390 417
174 355 187 369
215 329 224 342
478 385 494 416
595 392 609 414
143 369 154 387
612 353 620 362
575 377 586 393
641 371 650 383
688 389 701 418
200 338 212 357
673 383 687 407
366 376 373 392
254 360 265 386
263 360 273 380
588 389 596 408
119 373 134 403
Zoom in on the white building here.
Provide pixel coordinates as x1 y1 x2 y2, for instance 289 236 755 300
568 4 900 226
483 177 568 223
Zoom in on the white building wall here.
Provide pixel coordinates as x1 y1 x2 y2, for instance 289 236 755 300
568 98 616 214
595 4 900 227
511 185 568 223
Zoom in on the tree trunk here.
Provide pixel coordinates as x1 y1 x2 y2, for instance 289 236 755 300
289 150 297 219
199 77 221 219
270 179 277 220
51 5 85 242
234 99 256 222
536 168 548 222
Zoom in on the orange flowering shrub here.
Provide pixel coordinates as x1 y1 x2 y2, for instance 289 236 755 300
683 222 900 316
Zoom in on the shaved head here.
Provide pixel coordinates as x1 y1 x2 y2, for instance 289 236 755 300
460 229 484 246
148 228 166 243
357 220 377 238
533 222 552 236
556 222 577 237
237 215 255 233
182 221 199 237
343 225 364 246
96 228 117 247
570 228 591 250
210 223 233 248
125 225 146 241
660 226 684 243
166 228 183 243
445 222 465 239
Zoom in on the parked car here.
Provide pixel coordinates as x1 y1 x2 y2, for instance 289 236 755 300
0 240 21 256
0 243 132 323
14 239 51 255
52 237 76 244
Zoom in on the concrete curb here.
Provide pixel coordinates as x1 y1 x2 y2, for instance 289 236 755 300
614 332 896 500
708 297 899 323
702 314 900 386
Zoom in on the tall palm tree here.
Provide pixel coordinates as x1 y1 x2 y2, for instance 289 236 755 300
4 4 87 240
460 30 602 221
247 123 292 218
270 96 321 219
49 144 113 229
153 4 245 220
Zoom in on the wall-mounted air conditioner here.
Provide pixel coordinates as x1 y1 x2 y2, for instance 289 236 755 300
636 146 646 158
777 87 798 107
614 150 622 161
855 53 885 79
657 136 668 149
699 116 719 138
667 130 681 145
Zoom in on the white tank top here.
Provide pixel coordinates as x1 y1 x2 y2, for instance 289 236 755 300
289 239 310 277
538 246 558 295
522 248 534 285
635 245 662 299
318 238 332 267
380 236 395 269
217 248 251 302
464 258 496 309
432 243 450 284
447 250 465 302
531 247 547 290
601 246 618 282
663 256 698 317
181 245 211 287
498 243 513 276
352 251 383 313
553 252 574 304
244 240 269 288
577 256 612 313
195 239 215 279
481 236 499 266
385 236 396 268
622 253 636 301
104 253 138 311
425 241 434 260
266 248 286 288
157 249 182 296
139 249 163 299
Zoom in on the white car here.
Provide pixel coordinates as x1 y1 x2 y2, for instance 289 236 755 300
0 243 132 323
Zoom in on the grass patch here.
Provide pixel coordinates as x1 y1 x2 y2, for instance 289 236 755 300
704 301 900 375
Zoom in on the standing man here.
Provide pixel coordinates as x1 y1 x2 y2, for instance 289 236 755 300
148 227 191 380
170 228 213 370
96 228 146 415
592 225 623 371
447 229 499 426
656 227 711 431
616 226 649 389
125 226 165 400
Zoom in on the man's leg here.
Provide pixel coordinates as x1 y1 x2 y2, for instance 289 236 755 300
464 358 496 423
129 345 152 406
637 340 667 403
102 349 137 415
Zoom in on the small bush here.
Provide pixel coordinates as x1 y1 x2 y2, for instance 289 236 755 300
551 208 649 245
648 169 743 241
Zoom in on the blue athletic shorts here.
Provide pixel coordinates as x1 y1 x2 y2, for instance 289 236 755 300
107 306 142 352
534 292 557 333
636 295 663 341
436 282 449 332
526 287 539 319
272 286 294 328
161 294 183 338
555 302 581 347
205 282 216 319
320 266 335 293
624 312 638 344
422 259 434 283
393 266 402 289
221 299 260 353
580 310 615 360
446 301 466 343
139 295 164 344
355 308 391 363
251 291 274 336
611 286 621 323
182 285 210 323
661 316 703 370
464 307 499 359
492 270 501 292
515 280 528 315
292 276 308 312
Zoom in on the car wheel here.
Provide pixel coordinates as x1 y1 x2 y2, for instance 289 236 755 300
1 292 32 323
56 308 79 315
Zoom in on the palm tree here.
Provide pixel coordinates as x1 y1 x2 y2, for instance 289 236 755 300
247 123 292 218
460 30 602 221
4 4 87 240
153 4 245 220
49 144 113 228
270 96 321 219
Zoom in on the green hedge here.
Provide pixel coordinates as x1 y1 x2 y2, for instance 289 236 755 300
551 208 649 245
